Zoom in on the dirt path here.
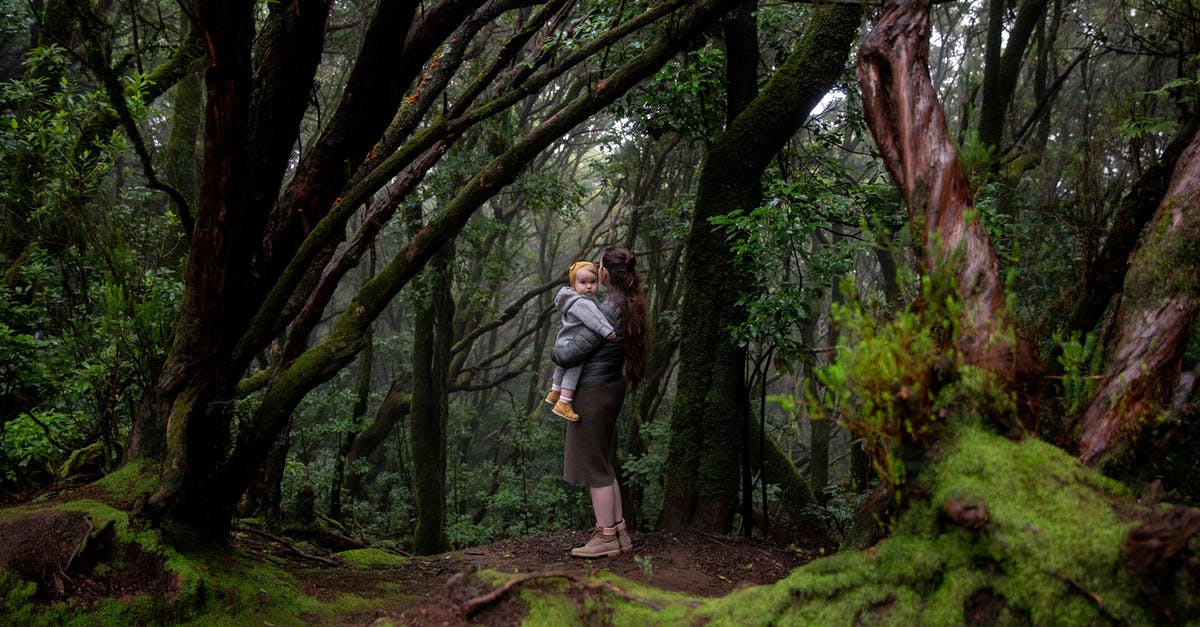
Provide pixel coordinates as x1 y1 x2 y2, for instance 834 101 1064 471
265 528 813 625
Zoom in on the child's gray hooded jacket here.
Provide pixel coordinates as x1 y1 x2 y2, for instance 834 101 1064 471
554 286 615 351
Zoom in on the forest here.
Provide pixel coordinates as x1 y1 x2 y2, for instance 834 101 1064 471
1 0 1199 624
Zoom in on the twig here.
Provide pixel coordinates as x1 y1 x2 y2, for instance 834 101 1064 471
63 517 94 573
234 524 341 567
59 517 94 584
20 411 70 453
697 530 737 549
1050 570 1127 625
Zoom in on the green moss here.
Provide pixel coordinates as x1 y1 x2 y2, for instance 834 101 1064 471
522 588 583 626
0 571 40 625
92 458 160 502
694 424 1163 625
592 571 704 625
57 499 148 543
173 547 327 626
87 595 161 625
934 429 1135 580
335 547 409 567
58 442 106 478
476 568 707 626
921 569 990 625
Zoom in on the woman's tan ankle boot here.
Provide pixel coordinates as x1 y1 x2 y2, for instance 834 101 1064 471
570 525 622 558
613 519 632 553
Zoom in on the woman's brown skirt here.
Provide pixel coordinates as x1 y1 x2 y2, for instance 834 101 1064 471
563 379 626 487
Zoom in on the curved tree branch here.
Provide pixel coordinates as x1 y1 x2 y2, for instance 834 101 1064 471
857 0 1015 381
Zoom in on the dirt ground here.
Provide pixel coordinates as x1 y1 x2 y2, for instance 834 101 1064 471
261 526 815 625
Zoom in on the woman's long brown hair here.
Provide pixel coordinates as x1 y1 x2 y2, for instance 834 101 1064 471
601 246 649 387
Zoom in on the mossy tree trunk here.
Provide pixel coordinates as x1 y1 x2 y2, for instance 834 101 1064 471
661 4 760 533
161 13 203 240
1077 128 1200 465
661 3 863 532
1055 115 1200 342
409 243 453 555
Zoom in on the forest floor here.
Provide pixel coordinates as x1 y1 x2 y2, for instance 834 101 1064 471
1 480 818 626
252 524 816 625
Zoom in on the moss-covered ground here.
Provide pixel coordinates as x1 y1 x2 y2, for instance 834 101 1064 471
2 428 1195 625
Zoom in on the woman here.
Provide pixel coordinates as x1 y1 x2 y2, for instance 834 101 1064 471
552 245 648 558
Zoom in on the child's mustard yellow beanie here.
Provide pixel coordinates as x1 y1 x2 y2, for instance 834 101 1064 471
568 260 597 286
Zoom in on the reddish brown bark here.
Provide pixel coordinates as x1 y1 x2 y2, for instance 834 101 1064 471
856 0 1015 381
1077 129 1200 466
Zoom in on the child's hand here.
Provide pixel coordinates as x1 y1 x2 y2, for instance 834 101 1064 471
606 331 616 340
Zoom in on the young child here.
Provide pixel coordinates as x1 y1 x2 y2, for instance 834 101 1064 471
545 261 616 421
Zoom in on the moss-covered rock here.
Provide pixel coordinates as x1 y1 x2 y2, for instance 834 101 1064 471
57 442 108 479
336 547 409 568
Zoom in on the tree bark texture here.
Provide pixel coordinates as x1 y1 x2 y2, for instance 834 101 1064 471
145 0 257 540
409 245 454 555
1058 116 1200 339
661 3 862 533
857 0 1016 383
1077 128 1200 466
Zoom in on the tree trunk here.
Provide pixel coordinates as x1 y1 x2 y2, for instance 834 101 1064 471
757 421 822 539
260 427 292 527
330 333 373 522
409 243 453 555
162 34 202 237
1057 116 1200 339
978 0 1049 163
857 0 1017 384
1077 128 1200 466
142 0 258 542
811 236 842 503
662 3 863 532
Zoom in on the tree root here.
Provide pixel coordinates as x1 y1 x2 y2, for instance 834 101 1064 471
233 524 341 566
462 570 670 617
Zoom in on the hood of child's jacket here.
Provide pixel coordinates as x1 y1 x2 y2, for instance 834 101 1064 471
555 285 587 311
